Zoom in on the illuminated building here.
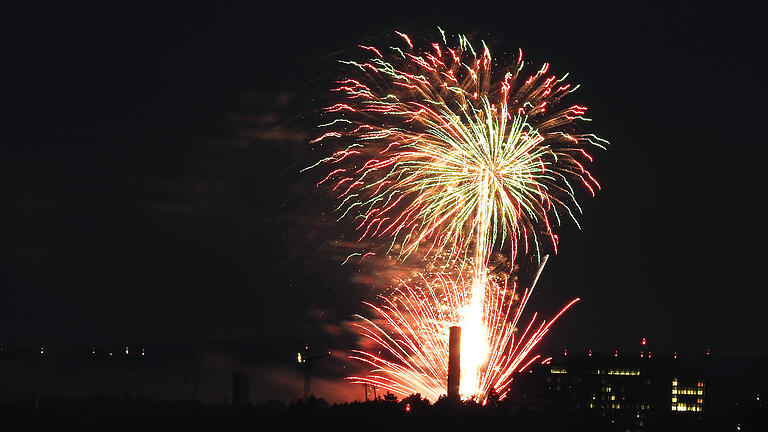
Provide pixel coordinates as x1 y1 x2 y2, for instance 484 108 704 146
670 377 705 412
507 351 708 431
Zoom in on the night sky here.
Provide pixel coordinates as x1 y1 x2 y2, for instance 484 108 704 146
5 0 766 371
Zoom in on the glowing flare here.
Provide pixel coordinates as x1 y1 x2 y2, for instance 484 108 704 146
346 270 579 402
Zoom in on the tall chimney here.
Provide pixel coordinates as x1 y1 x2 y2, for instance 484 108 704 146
232 372 250 406
447 325 461 399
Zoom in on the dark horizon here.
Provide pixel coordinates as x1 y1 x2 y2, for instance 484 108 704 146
1 336 764 405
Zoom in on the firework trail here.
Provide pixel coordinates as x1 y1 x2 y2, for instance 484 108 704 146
347 256 580 401
308 29 606 402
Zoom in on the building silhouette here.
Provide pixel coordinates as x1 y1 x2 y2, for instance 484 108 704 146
232 372 250 406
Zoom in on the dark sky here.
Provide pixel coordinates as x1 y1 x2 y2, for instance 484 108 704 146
4 1 766 361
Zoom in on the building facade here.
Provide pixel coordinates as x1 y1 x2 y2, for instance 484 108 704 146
507 352 708 431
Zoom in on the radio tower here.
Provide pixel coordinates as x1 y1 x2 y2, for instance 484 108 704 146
297 343 330 400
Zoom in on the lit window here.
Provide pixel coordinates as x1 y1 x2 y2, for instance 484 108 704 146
607 369 640 376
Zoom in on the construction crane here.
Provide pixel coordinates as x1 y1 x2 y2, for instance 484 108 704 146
297 343 330 400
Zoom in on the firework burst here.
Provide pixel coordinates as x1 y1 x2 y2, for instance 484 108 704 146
306 28 608 264
308 29 606 403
